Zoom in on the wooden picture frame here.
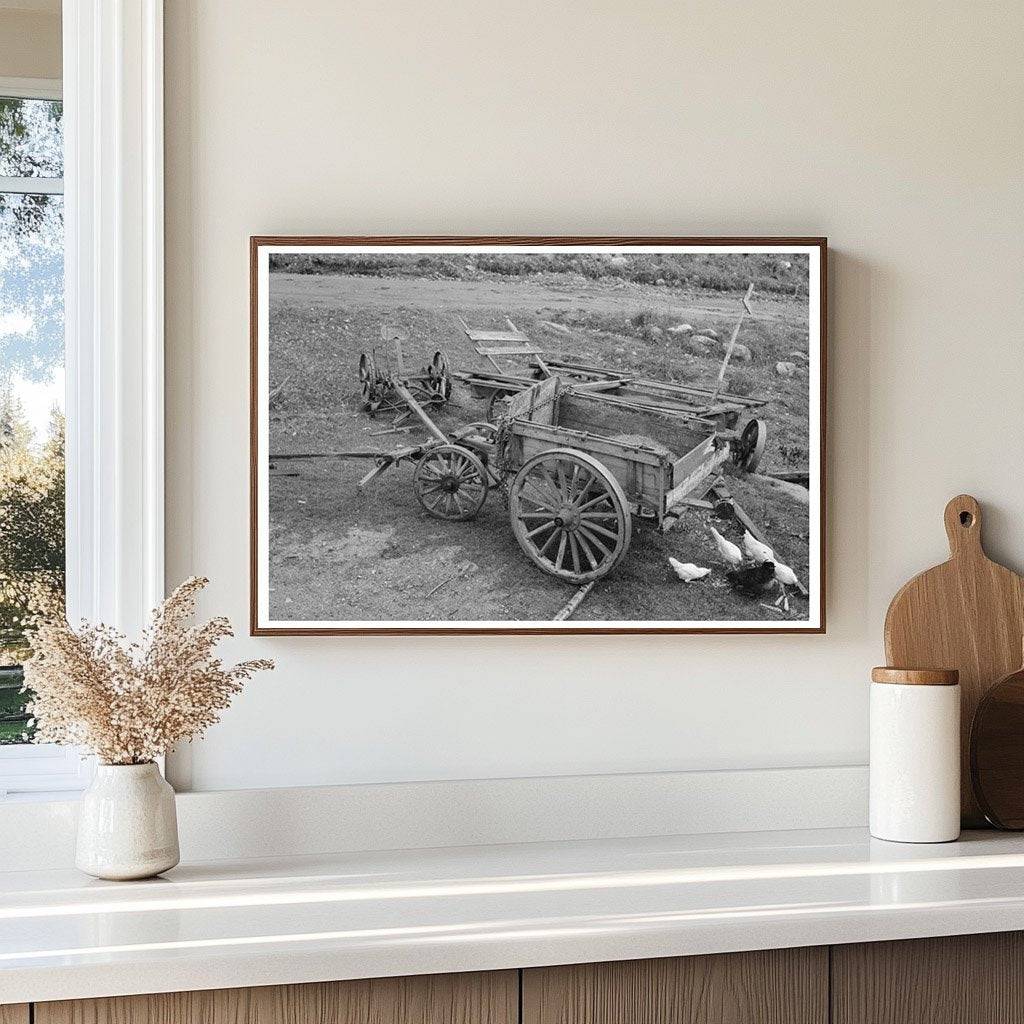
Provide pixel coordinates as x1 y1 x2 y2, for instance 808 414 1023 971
251 237 827 635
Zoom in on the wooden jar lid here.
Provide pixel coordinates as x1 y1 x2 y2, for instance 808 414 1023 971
871 667 960 686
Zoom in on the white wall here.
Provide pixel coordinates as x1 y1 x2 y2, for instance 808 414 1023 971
164 1 1024 792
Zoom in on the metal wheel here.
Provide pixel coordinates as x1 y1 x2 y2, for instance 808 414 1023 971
486 390 511 424
733 418 767 473
413 444 489 521
427 350 451 402
509 448 631 582
358 352 379 408
452 421 499 445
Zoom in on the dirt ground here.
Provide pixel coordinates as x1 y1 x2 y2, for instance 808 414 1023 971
266 272 813 623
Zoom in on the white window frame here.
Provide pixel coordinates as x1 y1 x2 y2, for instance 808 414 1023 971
0 0 165 798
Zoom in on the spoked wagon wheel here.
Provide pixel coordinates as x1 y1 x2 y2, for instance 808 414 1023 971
358 352 379 409
732 418 767 473
413 444 489 521
451 421 499 446
427 350 451 402
485 391 510 424
509 449 631 583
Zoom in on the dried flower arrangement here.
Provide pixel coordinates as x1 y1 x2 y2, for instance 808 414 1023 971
22 577 273 765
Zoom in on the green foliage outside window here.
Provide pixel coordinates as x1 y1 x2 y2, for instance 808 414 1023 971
0 95 65 744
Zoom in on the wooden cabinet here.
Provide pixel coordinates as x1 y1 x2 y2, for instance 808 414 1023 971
832 932 1024 1024
522 948 828 1024
21 932 1024 1024
34 971 517 1024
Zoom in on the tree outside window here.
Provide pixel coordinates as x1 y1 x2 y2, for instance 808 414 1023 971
0 94 65 744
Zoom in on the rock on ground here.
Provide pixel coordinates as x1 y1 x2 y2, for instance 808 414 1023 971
776 361 798 377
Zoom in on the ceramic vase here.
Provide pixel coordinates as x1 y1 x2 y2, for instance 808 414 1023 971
76 762 180 880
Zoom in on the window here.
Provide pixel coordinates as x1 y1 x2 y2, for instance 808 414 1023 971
0 80 83 796
0 5 166 798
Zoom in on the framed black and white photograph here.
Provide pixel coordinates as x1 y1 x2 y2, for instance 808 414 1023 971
250 237 826 634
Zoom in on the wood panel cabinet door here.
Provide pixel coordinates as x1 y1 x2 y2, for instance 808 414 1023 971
523 948 828 1024
0 1006 29 1024
832 932 1024 1024
35 971 517 1024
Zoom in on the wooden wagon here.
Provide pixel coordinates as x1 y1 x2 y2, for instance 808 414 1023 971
486 376 732 581
275 373 738 585
453 358 767 473
403 375 733 583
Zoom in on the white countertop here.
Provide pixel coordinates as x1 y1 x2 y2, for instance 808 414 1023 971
4 826 1024 1004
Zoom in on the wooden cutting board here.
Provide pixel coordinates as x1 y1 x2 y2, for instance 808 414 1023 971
884 494 1024 826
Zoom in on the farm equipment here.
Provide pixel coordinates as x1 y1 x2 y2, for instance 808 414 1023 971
495 376 734 580
454 358 768 473
274 373 746 586
272 285 779 599
456 314 544 370
452 283 769 471
357 325 452 415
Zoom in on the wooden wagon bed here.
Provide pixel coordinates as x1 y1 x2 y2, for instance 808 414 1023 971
502 377 731 536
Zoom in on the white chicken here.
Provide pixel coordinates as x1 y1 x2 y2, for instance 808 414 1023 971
709 526 743 568
668 558 711 583
774 562 798 588
772 561 800 611
742 530 775 564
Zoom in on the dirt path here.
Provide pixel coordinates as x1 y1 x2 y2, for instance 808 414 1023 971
271 273 805 325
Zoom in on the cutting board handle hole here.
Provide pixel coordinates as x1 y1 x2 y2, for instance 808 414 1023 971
944 494 982 554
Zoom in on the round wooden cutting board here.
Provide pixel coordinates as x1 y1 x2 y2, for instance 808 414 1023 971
884 494 1024 826
970 655 1024 829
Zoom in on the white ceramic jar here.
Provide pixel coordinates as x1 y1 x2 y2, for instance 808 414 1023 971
869 667 961 843
76 762 180 880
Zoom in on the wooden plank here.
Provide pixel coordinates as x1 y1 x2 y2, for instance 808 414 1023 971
512 420 667 468
554 581 596 621
671 435 717 487
542 359 764 403
453 369 533 385
475 344 545 356
392 383 448 443
832 933 1024 1024
507 377 558 424
567 377 634 392
0 1006 29 1024
563 389 719 433
516 432 664 510
358 460 394 488
556 393 706 456
712 281 755 401
665 444 731 509
465 330 531 343
523 949 827 1024
37 972 517 1024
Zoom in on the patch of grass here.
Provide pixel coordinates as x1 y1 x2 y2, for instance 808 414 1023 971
727 369 756 396
269 252 810 296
